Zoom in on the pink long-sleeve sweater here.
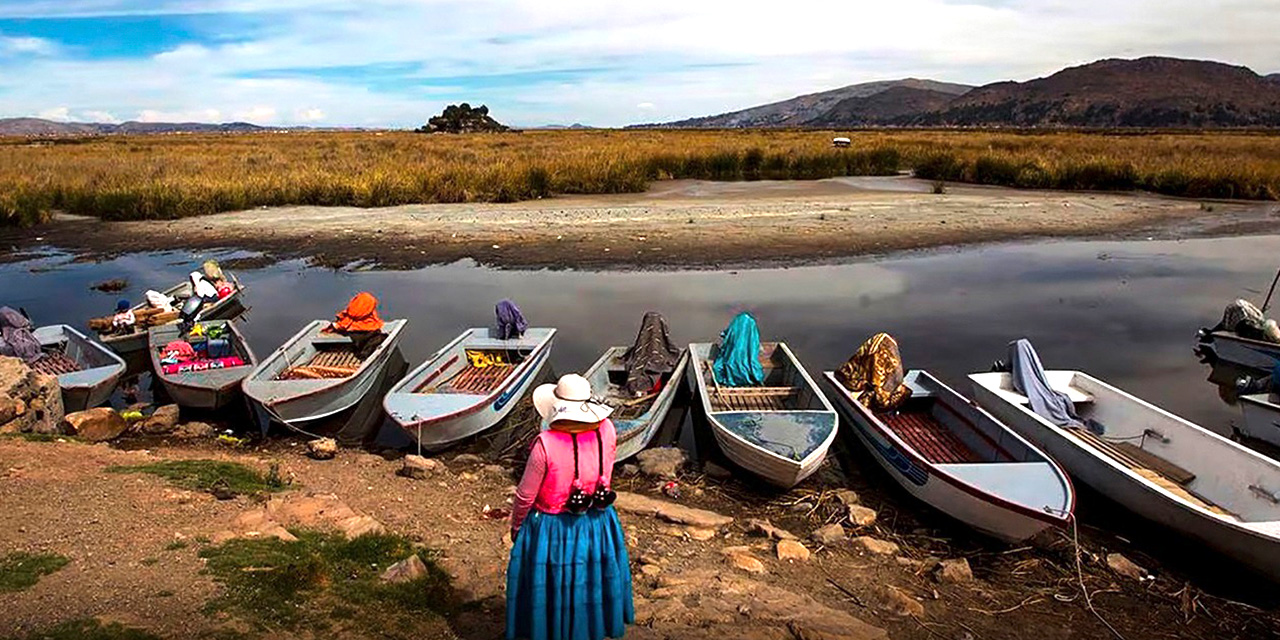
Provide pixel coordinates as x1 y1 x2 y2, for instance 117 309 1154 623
510 419 617 533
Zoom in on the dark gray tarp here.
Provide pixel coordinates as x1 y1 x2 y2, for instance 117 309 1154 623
621 312 681 397
0 306 41 363
1008 339 1082 428
494 299 527 340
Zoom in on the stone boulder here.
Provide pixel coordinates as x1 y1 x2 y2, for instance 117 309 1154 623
139 404 181 435
874 586 924 617
381 554 429 583
935 558 974 584
746 518 798 541
851 536 900 556
1106 553 1148 581
219 493 387 542
306 437 338 460
809 523 847 546
61 407 127 442
173 421 215 439
846 505 878 528
640 569 886 640
636 447 686 478
0 356 63 434
398 455 442 479
776 539 811 562
614 491 732 529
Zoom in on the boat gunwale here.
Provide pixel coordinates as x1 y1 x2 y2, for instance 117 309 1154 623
969 369 1280 537
688 341 838 470
824 370 1073 528
384 328 557 429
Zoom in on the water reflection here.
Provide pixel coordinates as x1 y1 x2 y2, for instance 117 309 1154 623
6 236 1278 435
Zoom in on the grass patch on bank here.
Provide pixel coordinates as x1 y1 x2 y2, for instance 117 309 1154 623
106 460 286 495
198 530 453 634
0 552 70 593
3 619 162 640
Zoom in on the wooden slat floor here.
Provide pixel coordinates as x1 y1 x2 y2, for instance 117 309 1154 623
440 365 515 394
32 351 82 376
880 411 981 464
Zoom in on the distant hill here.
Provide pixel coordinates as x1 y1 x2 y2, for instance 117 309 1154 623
642 57 1280 129
0 117 277 136
805 86 959 127
915 57 1280 127
416 103 508 134
642 78 972 128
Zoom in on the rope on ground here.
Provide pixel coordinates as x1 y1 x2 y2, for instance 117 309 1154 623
1069 514 1127 640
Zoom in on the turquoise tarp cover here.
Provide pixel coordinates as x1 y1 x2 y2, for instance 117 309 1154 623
713 312 764 387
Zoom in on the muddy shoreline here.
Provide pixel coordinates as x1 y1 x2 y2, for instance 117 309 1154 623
3 177 1277 270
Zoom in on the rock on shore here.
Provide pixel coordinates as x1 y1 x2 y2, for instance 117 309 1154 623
0 356 63 434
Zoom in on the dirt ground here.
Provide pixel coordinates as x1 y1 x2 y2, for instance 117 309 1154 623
3 429 1278 640
3 177 1278 269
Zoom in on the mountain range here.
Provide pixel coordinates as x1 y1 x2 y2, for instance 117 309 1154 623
0 118 282 136
642 57 1280 129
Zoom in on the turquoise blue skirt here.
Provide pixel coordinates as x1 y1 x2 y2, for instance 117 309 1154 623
506 507 634 640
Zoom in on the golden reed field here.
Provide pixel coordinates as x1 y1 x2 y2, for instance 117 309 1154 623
3 129 1280 226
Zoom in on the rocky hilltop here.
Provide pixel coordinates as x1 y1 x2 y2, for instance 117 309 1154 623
647 78 971 128
648 57 1280 129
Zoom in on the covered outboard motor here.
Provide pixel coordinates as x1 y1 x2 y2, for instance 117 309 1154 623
178 296 203 334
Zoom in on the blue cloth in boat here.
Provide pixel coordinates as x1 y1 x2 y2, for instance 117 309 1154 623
1009 339 1083 428
507 507 634 640
713 312 764 387
496 299 529 340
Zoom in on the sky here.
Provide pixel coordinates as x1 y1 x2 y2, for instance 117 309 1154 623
1 0 1278 128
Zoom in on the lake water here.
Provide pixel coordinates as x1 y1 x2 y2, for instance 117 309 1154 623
5 234 1277 438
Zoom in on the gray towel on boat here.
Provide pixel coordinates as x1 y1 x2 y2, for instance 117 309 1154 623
0 306 41 363
1009 339 1082 428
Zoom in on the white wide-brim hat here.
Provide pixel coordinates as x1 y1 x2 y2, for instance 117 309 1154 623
532 373 613 426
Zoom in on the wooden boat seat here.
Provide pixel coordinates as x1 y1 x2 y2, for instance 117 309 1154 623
1001 385 1095 405
1066 428 1235 518
880 411 982 464
710 386 800 412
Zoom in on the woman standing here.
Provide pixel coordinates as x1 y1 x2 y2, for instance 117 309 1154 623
507 373 634 640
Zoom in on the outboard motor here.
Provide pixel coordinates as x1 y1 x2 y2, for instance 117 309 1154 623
178 296 204 334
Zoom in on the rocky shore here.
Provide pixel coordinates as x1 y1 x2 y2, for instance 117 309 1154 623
2 353 1279 639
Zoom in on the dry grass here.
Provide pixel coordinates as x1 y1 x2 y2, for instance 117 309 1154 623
4 129 1280 226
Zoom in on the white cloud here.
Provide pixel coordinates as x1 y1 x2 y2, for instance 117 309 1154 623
1 35 56 55
1 1 1279 126
80 109 119 123
236 105 278 122
37 106 70 121
295 107 326 122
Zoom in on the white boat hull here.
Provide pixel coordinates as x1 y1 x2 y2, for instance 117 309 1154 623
1240 394 1280 450
688 342 838 488
824 372 1069 543
970 371 1280 581
384 328 556 449
243 320 407 427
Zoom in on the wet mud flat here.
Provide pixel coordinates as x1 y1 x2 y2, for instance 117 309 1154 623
3 177 1278 270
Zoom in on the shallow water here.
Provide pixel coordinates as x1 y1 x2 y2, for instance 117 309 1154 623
5 235 1278 436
